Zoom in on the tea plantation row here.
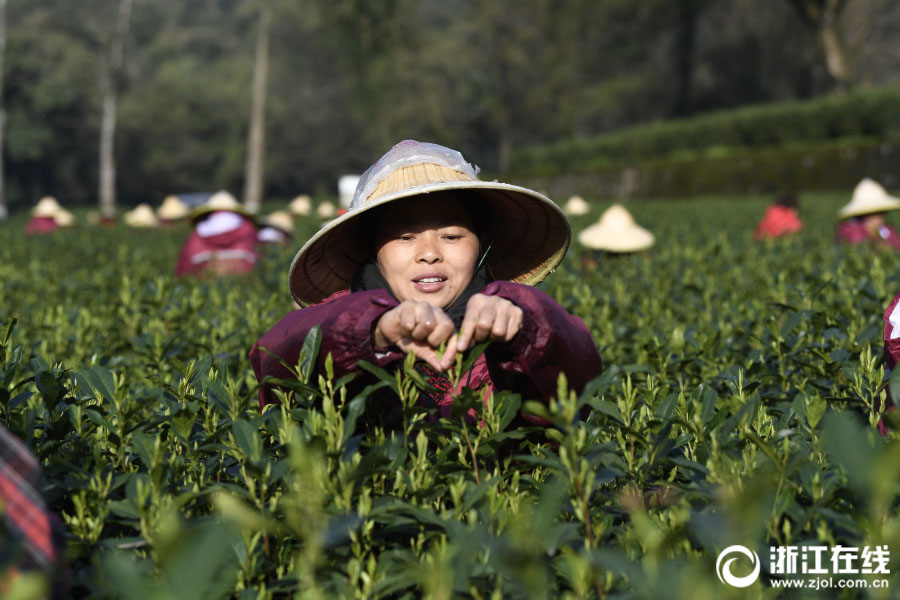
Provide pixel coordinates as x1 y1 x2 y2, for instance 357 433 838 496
1 195 899 598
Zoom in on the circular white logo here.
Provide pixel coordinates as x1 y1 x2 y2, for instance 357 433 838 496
716 545 761 588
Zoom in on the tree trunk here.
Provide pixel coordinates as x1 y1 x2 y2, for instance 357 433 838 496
243 7 271 215
819 9 852 89
787 0 852 91
0 0 7 220
99 0 133 220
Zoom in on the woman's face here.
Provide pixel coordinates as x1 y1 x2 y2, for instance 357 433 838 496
374 196 480 308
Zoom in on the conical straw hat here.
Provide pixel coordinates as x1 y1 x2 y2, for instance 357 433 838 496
124 203 159 228
190 190 249 222
289 139 570 307
32 196 62 217
158 195 190 220
53 208 76 228
289 194 312 216
838 178 900 219
565 195 590 216
577 204 654 252
316 201 336 219
264 210 294 234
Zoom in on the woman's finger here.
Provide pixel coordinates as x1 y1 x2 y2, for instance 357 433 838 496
457 296 483 351
472 300 497 343
397 302 418 336
440 332 459 370
410 302 436 341
491 302 512 341
505 306 523 342
426 309 455 347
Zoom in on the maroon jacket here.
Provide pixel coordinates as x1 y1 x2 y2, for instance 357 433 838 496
174 218 259 277
836 220 900 250
249 281 602 423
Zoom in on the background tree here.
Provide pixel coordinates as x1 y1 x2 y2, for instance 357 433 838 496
786 0 853 90
98 0 134 218
2 0 900 212
0 0 7 220
243 6 270 213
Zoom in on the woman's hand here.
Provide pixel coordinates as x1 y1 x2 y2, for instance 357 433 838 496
456 294 523 351
374 300 458 371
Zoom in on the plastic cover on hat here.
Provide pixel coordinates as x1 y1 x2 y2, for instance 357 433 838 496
352 140 480 210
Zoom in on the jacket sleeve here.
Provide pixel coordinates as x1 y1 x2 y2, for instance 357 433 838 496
479 280 602 404
249 289 403 409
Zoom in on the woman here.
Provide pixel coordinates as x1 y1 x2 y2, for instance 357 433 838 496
174 190 259 277
754 193 802 241
835 178 900 250
576 203 654 269
24 196 63 235
250 140 602 423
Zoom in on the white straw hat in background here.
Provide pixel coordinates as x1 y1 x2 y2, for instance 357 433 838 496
289 194 312 216
564 195 590 216
124 203 159 228
158 195 190 221
264 210 294 234
838 178 900 219
577 203 654 253
190 190 249 222
316 201 337 220
32 196 63 218
53 208 76 228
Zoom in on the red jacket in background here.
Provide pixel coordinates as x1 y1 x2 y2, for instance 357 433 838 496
174 216 259 277
24 217 58 235
249 281 603 425
836 220 900 250
754 205 802 240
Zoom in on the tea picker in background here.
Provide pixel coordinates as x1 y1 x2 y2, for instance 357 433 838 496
754 192 802 240
835 178 900 250
250 140 602 424
123 204 159 228
157 195 190 226
174 190 259 277
564 195 590 216
257 210 294 246
24 196 70 235
576 203 654 268
289 194 312 217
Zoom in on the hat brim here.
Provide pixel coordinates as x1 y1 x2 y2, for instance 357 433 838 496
838 197 900 219
577 223 655 252
190 204 252 224
289 181 571 307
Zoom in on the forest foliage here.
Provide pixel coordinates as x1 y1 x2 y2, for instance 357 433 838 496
4 0 900 212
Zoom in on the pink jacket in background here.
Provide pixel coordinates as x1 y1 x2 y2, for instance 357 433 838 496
249 281 603 424
174 216 259 277
24 217 58 235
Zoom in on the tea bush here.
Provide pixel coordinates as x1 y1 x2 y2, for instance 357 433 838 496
2 195 900 599
511 87 900 173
